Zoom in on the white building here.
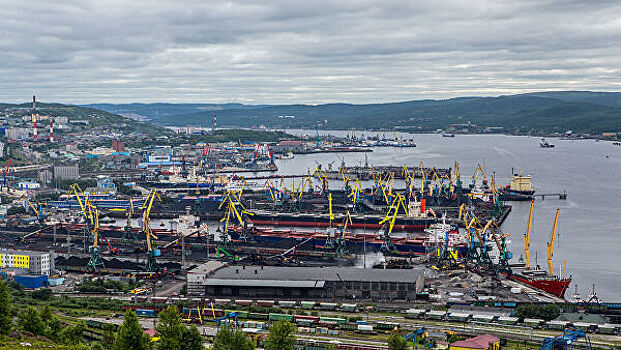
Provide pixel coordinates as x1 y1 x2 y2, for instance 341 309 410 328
0 249 54 275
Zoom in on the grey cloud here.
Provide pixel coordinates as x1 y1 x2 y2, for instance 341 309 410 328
0 0 620 104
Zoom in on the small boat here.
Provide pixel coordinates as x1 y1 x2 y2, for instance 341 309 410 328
276 152 294 159
442 133 455 138
539 138 555 148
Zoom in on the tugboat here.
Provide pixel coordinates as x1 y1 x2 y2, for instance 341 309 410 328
539 138 555 148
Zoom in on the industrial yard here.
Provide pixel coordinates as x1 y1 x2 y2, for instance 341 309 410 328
0 98 619 349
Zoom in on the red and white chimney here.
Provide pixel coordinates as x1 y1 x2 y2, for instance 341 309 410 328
32 95 38 141
49 116 54 143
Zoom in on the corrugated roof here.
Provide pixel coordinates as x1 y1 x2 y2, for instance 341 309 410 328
188 261 227 275
205 279 324 288
451 334 499 349
209 265 423 283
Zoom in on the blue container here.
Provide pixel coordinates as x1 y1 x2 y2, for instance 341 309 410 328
14 275 48 289
136 309 156 317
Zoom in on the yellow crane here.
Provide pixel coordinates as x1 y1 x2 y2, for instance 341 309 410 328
17 193 45 223
524 200 534 269
142 188 161 272
69 183 94 225
86 203 105 271
546 208 560 276
379 194 408 234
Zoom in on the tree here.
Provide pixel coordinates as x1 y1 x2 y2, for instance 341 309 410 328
212 328 255 350
387 333 407 350
156 306 203 350
32 288 53 300
39 304 61 340
514 303 560 321
113 310 152 350
265 320 296 350
181 325 204 350
102 323 117 346
91 343 106 350
58 321 85 345
18 306 46 336
0 279 12 336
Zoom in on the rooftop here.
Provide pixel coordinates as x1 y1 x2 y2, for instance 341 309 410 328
208 266 424 283
0 249 50 257
451 334 500 349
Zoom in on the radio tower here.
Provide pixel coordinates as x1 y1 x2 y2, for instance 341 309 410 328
49 116 54 143
212 115 217 134
32 95 38 141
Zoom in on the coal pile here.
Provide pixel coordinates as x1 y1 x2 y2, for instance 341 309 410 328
56 256 181 271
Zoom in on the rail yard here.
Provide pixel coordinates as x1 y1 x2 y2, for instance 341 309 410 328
0 108 619 349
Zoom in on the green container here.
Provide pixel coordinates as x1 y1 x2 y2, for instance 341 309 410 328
269 313 294 322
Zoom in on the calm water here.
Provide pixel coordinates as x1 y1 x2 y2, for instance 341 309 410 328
273 132 621 301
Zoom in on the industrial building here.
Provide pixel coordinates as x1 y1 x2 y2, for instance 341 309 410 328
54 165 80 180
0 249 54 276
189 264 425 301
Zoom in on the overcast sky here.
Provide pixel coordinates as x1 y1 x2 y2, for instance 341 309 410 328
1 0 620 104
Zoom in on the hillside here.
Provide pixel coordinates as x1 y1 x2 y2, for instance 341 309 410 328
0 102 167 135
88 91 621 135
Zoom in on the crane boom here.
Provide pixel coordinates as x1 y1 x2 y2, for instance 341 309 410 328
546 208 560 275
524 200 534 268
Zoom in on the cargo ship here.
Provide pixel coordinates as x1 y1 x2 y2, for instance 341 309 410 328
228 226 469 255
498 174 535 201
508 205 571 299
511 271 571 298
248 199 437 232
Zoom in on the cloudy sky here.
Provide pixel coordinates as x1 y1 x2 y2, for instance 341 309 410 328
1 0 620 104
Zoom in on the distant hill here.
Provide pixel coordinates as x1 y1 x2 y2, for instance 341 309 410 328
0 102 166 135
87 91 621 135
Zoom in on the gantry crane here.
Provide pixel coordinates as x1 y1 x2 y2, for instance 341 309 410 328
334 209 352 258
524 200 534 269
86 204 105 271
547 208 560 276
141 188 161 272
218 191 254 242
1 159 12 190
378 194 408 252
323 192 337 250
17 193 46 225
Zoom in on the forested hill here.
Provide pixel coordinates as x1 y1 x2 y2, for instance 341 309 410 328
88 91 621 135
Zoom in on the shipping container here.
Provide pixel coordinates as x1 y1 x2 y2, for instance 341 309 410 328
256 300 275 307
300 301 316 309
248 312 269 320
136 309 157 317
277 300 296 308
269 313 294 322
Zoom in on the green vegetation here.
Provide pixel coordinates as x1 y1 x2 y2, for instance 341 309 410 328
265 320 296 350
97 92 621 136
387 333 407 350
514 303 561 321
212 328 255 350
76 278 136 294
114 310 152 350
156 306 203 350
0 280 12 336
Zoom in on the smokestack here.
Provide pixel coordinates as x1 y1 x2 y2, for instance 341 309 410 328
49 116 54 143
32 95 38 141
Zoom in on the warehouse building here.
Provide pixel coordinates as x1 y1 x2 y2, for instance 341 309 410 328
0 249 54 276
191 265 425 301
